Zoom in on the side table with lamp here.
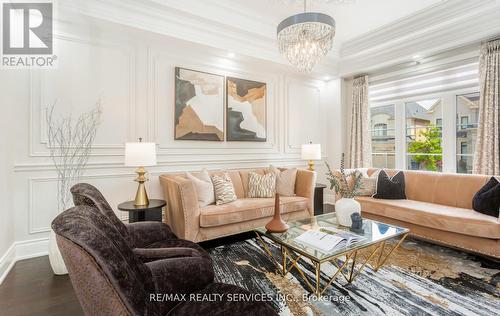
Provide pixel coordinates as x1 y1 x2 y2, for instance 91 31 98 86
301 142 327 214
119 138 166 223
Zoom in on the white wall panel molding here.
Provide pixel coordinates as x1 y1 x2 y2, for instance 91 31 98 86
284 78 324 154
28 174 135 234
14 156 315 173
29 34 137 157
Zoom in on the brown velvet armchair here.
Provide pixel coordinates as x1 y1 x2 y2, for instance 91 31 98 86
52 205 278 316
70 183 211 263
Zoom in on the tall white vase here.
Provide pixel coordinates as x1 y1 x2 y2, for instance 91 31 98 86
335 198 361 227
48 229 68 275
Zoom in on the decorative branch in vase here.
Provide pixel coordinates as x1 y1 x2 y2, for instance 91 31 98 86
46 102 102 274
325 153 364 227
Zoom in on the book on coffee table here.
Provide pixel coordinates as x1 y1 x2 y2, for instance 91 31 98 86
294 229 365 253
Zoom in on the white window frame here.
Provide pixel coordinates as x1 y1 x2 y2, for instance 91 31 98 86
370 87 478 173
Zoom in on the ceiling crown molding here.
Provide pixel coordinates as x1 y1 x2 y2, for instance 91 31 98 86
338 0 500 76
58 0 500 78
59 0 338 75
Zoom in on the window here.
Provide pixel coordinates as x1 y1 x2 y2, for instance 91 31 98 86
460 142 467 155
374 123 388 136
436 118 442 127
370 104 395 168
405 98 443 171
460 116 468 130
456 93 479 174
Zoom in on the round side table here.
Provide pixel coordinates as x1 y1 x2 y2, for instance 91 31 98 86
117 199 166 223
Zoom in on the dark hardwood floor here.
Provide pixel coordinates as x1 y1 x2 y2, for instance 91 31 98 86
0 256 83 316
0 204 335 316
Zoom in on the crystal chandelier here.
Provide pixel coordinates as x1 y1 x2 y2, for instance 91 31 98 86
277 0 336 72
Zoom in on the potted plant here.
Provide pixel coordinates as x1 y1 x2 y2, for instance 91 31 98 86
325 154 363 226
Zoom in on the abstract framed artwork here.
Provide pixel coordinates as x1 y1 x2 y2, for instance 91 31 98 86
226 77 267 142
174 67 224 141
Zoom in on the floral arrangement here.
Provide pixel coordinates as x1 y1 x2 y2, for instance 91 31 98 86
325 153 363 199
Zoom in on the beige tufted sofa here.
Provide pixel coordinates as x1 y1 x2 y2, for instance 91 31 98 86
159 168 316 242
356 169 500 258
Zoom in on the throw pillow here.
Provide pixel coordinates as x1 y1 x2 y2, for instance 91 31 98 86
211 173 237 205
248 172 276 198
357 169 380 196
372 170 406 199
472 177 500 217
268 165 297 196
185 169 215 207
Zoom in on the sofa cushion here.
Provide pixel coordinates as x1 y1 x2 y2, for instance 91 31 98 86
357 197 500 239
199 196 308 228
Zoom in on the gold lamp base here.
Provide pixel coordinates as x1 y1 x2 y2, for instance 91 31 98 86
134 166 149 206
308 160 315 171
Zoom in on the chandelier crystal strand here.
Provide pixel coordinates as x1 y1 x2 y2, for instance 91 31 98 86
277 0 335 72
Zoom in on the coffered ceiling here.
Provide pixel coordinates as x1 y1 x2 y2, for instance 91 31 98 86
60 0 500 78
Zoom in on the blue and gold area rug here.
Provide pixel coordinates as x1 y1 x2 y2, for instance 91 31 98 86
208 238 500 316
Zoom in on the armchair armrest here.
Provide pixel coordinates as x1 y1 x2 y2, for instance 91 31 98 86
159 175 201 241
146 256 214 311
126 221 177 248
295 169 317 216
134 247 201 263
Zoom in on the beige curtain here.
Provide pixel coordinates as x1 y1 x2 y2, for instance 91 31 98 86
348 75 372 168
473 39 500 175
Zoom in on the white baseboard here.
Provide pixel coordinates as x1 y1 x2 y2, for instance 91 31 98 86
0 243 16 285
0 237 49 285
16 238 49 261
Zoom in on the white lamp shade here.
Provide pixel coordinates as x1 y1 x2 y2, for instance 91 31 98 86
301 143 321 160
125 142 157 167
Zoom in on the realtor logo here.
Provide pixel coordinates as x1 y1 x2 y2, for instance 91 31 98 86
1 1 56 68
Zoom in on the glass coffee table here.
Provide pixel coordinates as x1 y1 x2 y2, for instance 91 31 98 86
254 213 409 296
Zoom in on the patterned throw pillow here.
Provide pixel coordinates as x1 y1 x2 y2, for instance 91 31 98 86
211 173 237 205
248 172 276 198
357 170 380 196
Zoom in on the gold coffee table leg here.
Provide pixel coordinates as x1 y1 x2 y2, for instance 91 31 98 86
315 262 321 296
374 233 408 272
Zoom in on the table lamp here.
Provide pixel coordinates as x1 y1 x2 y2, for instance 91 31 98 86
125 138 157 206
301 142 321 171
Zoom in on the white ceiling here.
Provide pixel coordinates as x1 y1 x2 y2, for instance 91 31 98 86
232 0 443 45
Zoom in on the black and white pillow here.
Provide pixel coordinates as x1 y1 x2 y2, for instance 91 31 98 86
211 173 237 205
472 177 500 218
372 170 406 199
